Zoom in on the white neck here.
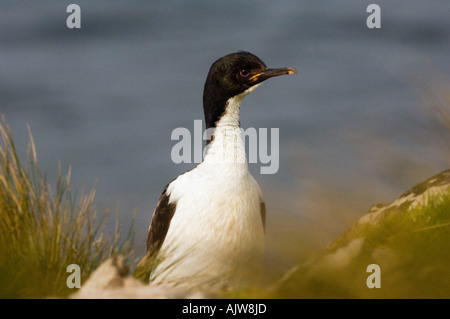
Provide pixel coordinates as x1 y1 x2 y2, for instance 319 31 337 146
203 95 246 166
202 84 261 168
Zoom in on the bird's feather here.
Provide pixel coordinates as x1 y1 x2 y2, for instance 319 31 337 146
260 200 266 231
146 184 177 256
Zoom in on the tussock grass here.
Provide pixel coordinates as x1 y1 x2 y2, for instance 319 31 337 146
0 117 134 298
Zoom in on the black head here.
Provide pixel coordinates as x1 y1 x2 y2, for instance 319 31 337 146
203 51 296 129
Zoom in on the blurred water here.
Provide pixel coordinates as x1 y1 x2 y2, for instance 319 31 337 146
1 0 449 256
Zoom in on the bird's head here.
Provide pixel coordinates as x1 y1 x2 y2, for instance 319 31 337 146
203 51 296 129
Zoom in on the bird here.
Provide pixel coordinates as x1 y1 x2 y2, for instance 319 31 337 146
145 51 296 288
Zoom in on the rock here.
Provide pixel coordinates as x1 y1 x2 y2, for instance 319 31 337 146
319 238 365 270
71 256 212 299
358 169 450 225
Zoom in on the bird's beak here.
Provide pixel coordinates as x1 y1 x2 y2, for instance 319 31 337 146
249 67 297 83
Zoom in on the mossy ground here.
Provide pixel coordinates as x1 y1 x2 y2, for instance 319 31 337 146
272 192 450 298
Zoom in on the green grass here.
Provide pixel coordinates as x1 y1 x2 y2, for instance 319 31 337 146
0 118 135 298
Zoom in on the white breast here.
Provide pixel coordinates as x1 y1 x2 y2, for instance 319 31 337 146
150 95 265 288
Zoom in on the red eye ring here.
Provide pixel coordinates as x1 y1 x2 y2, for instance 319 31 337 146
240 70 250 78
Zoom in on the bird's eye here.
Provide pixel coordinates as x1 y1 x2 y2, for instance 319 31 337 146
239 70 250 78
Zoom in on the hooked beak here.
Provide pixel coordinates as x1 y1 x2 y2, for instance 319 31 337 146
249 67 297 83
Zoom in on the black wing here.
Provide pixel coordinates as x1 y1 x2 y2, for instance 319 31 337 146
260 200 266 232
146 184 177 256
